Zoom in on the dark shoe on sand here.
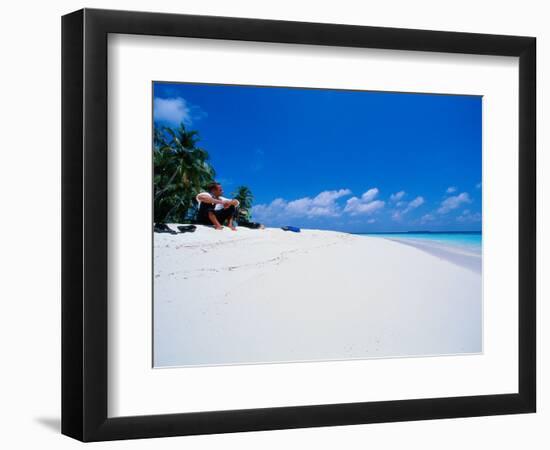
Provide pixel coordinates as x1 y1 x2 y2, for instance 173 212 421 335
177 225 197 233
154 223 177 234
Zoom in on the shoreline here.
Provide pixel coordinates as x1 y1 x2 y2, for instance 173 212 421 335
378 237 481 274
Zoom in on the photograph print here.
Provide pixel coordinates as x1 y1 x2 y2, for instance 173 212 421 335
152 82 482 368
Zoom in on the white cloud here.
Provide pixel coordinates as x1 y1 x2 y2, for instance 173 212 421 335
407 196 425 210
313 189 352 206
446 186 457 193
476 182 482 189
345 199 385 215
437 192 471 214
251 198 285 221
154 97 206 125
286 197 313 215
391 196 424 221
390 191 406 202
252 189 352 220
361 188 379 203
344 188 385 216
154 97 192 125
367 219 376 224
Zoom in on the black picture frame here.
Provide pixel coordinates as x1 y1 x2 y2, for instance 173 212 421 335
62 8 536 442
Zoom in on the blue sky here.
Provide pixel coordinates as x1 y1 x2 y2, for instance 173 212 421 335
153 82 482 232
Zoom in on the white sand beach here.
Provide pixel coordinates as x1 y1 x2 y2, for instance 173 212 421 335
153 226 482 368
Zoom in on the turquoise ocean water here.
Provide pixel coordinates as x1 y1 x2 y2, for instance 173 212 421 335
359 232 481 254
356 232 482 272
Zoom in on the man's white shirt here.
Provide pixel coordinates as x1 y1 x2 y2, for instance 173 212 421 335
196 192 239 211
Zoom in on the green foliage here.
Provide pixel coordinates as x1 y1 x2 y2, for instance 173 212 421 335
153 123 216 224
153 123 257 225
232 185 254 221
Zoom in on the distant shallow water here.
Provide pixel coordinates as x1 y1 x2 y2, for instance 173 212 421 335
358 233 482 274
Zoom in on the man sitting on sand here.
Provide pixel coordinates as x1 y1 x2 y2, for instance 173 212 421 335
196 182 240 230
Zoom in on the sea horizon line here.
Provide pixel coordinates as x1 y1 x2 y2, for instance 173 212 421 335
353 230 482 235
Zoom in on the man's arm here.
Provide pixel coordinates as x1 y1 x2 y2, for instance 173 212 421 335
219 196 240 207
196 193 226 206
213 196 239 208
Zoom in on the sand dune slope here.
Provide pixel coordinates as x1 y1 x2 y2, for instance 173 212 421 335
154 226 482 367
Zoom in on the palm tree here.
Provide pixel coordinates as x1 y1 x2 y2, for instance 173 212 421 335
153 123 215 224
232 186 254 221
